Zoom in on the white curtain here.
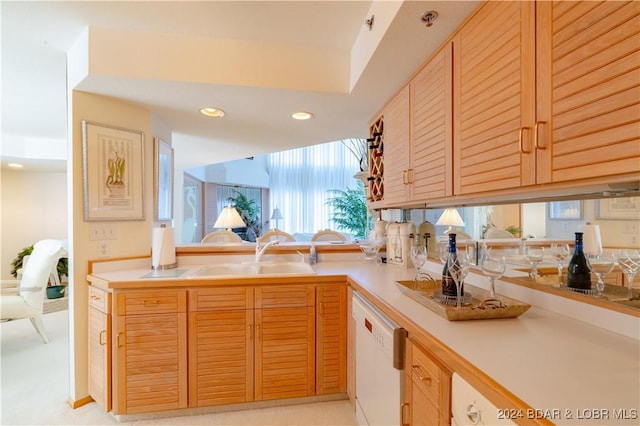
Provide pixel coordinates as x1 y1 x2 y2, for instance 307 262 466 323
267 140 362 234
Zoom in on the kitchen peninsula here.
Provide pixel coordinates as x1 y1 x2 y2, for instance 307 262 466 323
87 244 639 425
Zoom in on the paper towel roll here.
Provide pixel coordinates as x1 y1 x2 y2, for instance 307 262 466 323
152 225 177 269
583 224 602 256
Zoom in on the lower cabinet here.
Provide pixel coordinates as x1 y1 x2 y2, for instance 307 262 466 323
88 286 112 412
112 290 188 414
90 281 347 414
404 338 452 426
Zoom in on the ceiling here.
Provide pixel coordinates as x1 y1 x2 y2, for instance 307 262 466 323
1 1 479 172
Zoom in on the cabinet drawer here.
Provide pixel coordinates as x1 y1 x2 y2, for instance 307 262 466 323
116 290 186 316
89 286 111 313
189 287 253 311
255 285 315 309
410 341 443 407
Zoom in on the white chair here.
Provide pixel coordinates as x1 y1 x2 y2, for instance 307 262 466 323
201 230 242 243
485 227 515 239
0 239 68 343
258 230 295 243
311 229 347 242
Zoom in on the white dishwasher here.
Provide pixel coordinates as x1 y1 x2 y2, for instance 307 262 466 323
352 292 407 426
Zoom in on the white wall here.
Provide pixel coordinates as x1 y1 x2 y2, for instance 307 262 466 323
1 169 68 279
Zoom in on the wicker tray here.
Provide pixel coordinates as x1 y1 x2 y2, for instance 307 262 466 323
396 279 531 321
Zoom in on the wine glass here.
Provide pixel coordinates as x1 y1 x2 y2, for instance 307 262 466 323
524 246 545 279
618 250 640 299
438 241 449 263
586 253 616 296
480 255 506 298
550 243 570 282
410 245 428 282
447 253 470 308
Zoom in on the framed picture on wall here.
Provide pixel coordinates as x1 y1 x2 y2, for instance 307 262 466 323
154 137 174 221
82 120 145 221
548 200 582 220
596 197 640 220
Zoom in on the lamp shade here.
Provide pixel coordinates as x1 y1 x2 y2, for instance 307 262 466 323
270 207 283 221
436 208 465 227
214 206 246 229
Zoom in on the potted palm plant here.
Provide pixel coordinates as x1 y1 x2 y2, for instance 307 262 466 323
10 245 68 299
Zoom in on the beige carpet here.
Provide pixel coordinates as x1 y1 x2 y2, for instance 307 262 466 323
1 310 357 425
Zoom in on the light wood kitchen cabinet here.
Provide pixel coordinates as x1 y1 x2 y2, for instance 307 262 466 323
316 283 347 395
403 338 451 426
112 290 188 414
255 285 315 400
188 287 254 407
453 1 536 195
535 1 640 184
88 286 112 412
409 43 454 202
453 0 639 196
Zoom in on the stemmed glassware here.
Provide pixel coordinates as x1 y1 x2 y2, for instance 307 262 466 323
480 254 506 298
618 250 640 299
586 253 616 296
410 245 428 282
524 246 545 279
550 243 570 282
447 253 470 308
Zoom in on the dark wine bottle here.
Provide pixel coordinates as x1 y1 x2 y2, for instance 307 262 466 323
567 232 591 290
442 233 463 297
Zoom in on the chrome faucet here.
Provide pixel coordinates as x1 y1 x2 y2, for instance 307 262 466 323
256 239 280 262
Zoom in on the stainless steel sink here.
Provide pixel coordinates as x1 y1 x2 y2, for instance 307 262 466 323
188 262 316 278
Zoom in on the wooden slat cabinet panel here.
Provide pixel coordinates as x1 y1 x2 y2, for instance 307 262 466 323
316 284 347 395
113 290 187 415
403 338 451 426
188 287 254 407
536 0 640 183
454 1 536 195
255 285 314 309
88 286 111 412
255 306 315 401
380 86 411 207
410 43 453 202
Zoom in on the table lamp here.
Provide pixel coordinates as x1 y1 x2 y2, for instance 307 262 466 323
214 206 246 231
436 208 465 235
270 207 283 230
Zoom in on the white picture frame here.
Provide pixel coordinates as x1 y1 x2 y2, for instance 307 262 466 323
82 120 145 221
596 197 640 220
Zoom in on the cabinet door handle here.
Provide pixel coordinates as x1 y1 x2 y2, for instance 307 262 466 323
91 295 101 301
534 121 547 150
407 168 414 184
116 332 124 348
400 402 409 426
143 300 160 307
402 170 408 185
319 302 324 317
248 324 253 340
99 330 107 346
411 365 432 384
519 127 531 153
256 324 261 341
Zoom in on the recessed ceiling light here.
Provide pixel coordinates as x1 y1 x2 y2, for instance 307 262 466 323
291 111 314 120
8 163 24 168
200 107 225 118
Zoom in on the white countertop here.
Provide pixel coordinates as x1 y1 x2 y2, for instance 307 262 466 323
88 256 640 425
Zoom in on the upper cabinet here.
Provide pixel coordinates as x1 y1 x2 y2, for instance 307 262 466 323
536 1 640 184
453 0 640 196
369 0 639 208
453 1 535 194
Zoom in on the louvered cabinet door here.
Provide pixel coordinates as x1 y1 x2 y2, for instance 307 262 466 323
255 285 315 400
454 1 536 195
536 0 640 184
382 85 411 206
88 307 111 411
188 287 254 407
316 284 347 395
410 43 453 202
112 290 187 414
